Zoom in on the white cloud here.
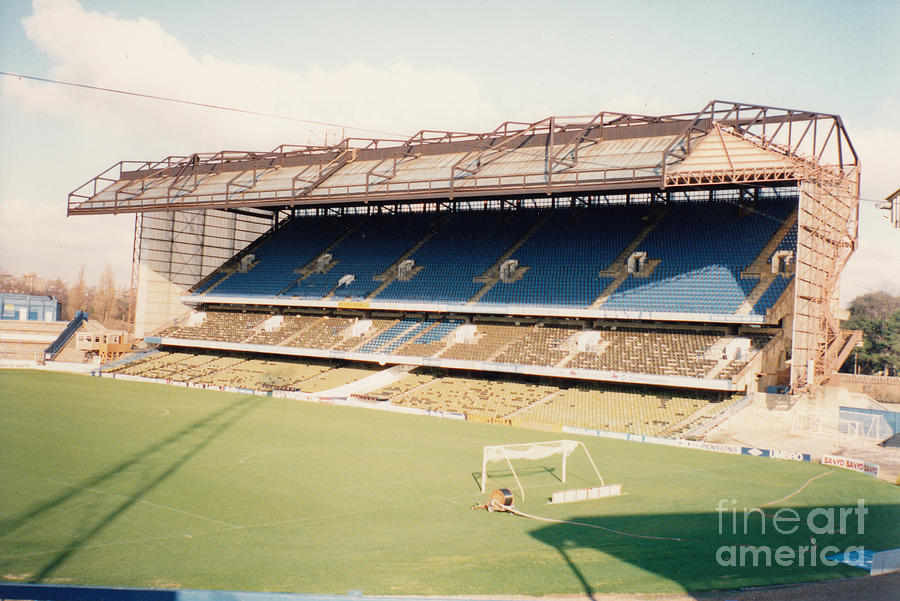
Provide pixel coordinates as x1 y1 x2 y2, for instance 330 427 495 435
0 196 133 285
0 0 504 287
5 0 502 153
839 126 900 305
852 127 900 200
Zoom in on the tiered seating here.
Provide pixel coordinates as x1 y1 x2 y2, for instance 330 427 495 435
753 275 793 314
331 318 397 351
395 318 463 356
664 393 746 438
136 190 797 439
243 314 320 346
566 327 720 378
107 351 374 392
212 216 358 297
191 357 332 390
440 323 528 362
111 351 196 380
359 318 421 353
603 199 795 315
515 385 716 436
157 310 766 382
162 311 266 343
377 368 728 436
297 365 380 393
716 334 772 379
192 197 798 319
287 315 356 349
479 205 642 306
389 374 557 418
369 209 544 303
495 324 577 366
383 319 435 352
112 349 743 437
288 213 436 299
366 370 436 400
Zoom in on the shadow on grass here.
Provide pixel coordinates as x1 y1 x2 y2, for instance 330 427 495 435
0 393 264 582
527 501 900 599
471 465 561 491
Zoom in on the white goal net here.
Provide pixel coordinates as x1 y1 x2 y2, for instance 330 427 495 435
480 440 604 500
791 410 893 444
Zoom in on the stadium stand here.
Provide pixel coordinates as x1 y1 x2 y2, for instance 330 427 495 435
395 318 464 356
75 102 866 447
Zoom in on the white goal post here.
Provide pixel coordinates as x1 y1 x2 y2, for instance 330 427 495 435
481 440 604 500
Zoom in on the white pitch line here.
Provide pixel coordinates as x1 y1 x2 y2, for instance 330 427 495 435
46 478 238 528
150 407 171 417
0 501 405 563
0 531 207 561
239 453 259 464
761 468 834 508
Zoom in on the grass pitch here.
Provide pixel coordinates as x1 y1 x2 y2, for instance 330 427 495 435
1 369 898 595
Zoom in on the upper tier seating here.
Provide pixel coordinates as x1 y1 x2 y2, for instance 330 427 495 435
601 199 796 315
478 205 643 307
211 216 359 297
376 209 544 303
193 195 799 318
287 212 437 300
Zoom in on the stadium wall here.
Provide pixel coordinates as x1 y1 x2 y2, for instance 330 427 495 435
135 210 271 337
836 374 900 404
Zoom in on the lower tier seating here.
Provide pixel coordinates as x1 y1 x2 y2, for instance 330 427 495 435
106 351 738 438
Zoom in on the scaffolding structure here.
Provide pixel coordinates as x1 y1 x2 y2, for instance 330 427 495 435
131 209 273 337
70 100 861 392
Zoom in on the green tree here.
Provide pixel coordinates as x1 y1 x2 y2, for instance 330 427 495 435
842 290 900 376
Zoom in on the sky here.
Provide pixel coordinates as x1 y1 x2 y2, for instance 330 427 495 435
0 0 898 305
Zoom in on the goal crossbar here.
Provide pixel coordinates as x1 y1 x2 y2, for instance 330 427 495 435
480 440 604 500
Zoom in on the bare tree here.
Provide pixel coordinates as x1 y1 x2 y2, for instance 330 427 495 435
96 264 117 325
68 266 87 319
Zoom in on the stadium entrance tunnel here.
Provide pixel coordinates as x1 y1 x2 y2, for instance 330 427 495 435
526 503 900 597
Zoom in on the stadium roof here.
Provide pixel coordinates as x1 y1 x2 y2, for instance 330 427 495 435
68 100 858 216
